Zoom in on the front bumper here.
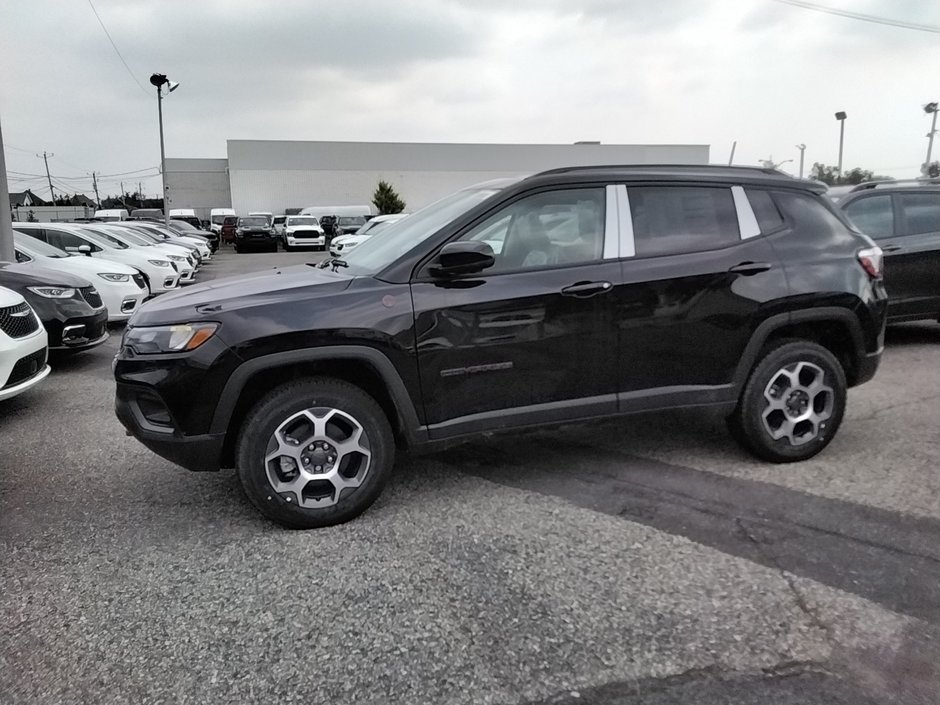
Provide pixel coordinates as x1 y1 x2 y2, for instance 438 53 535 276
115 388 225 471
286 232 325 247
49 308 110 351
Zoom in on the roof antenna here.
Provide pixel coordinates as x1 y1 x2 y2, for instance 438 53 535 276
728 141 737 166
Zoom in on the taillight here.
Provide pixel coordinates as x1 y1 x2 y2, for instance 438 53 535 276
857 246 883 279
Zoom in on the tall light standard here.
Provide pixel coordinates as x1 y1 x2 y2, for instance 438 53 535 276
834 111 847 176
924 102 938 176
150 73 179 226
795 144 806 179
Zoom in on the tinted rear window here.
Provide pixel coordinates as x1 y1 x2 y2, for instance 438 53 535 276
897 192 940 236
629 186 739 257
746 189 785 233
843 195 894 238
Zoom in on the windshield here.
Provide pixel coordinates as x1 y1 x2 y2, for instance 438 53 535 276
287 217 319 226
79 227 129 249
13 232 69 258
168 220 199 232
340 185 507 274
338 216 367 227
210 215 229 224
106 227 154 247
240 217 269 227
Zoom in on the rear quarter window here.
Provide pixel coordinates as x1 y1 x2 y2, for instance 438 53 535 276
745 189 785 233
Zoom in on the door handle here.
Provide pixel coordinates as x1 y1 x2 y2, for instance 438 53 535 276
560 281 613 298
728 261 772 275
881 245 902 252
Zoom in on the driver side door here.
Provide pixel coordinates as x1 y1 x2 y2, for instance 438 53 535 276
409 186 621 438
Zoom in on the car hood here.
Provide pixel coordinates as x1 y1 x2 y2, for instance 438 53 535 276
34 253 137 276
131 263 355 324
0 262 93 288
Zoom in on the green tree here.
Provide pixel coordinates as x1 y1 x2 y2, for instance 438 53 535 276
810 162 891 186
372 180 406 214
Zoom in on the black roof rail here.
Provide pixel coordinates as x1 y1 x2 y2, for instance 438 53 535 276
531 163 794 179
850 177 940 192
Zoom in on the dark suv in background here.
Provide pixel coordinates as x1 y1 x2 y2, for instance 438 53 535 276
838 180 940 323
115 165 887 529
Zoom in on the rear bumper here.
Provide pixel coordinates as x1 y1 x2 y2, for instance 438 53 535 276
853 346 883 387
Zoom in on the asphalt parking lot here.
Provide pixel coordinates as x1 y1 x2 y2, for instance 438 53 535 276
2 248 939 705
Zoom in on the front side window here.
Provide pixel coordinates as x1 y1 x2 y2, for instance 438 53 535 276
897 192 940 236
628 186 739 257
844 195 894 238
44 228 87 251
456 188 606 273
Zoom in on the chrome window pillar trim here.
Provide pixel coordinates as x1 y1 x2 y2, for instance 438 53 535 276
604 185 620 259
616 184 636 258
733 185 761 239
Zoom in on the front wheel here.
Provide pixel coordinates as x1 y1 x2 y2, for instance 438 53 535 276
727 340 846 463
236 378 395 529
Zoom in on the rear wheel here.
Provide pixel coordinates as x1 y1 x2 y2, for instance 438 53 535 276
236 378 395 529
727 340 846 462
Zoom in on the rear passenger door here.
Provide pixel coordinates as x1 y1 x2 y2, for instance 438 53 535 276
894 192 940 317
613 183 788 406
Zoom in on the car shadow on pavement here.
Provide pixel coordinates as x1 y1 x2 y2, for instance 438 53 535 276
884 322 940 346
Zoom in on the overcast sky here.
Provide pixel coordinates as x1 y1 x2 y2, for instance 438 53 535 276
2 0 938 200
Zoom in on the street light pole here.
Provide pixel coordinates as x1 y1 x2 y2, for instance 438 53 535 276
156 84 168 226
834 111 847 176
796 144 806 179
924 102 938 175
150 73 179 227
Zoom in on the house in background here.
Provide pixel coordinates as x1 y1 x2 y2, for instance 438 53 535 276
9 189 50 208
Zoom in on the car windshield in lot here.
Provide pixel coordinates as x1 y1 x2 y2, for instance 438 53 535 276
339 181 514 274
287 216 319 226
13 233 69 258
80 228 130 249
239 217 268 227
338 216 366 227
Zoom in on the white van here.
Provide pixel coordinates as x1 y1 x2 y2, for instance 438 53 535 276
209 208 237 236
94 209 129 221
299 205 372 219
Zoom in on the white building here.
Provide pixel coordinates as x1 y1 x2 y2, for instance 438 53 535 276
165 140 710 219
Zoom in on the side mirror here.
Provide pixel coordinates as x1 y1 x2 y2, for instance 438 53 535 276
430 241 495 276
78 244 92 255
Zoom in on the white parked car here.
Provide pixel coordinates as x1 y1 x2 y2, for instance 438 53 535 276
12 233 147 322
89 224 197 284
0 285 50 402
282 215 326 251
128 222 211 260
329 213 409 257
13 223 180 296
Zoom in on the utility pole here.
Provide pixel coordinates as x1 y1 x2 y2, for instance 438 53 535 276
92 171 101 208
924 102 938 175
38 150 57 205
0 114 16 261
138 181 143 207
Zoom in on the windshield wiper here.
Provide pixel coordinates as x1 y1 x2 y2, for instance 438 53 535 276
315 257 348 270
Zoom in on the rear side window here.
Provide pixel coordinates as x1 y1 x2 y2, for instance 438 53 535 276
628 186 739 257
897 192 940 236
773 191 851 238
44 228 88 251
745 189 785 233
843 195 894 238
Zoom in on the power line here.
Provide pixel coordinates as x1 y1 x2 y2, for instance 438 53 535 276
770 0 940 33
85 0 151 96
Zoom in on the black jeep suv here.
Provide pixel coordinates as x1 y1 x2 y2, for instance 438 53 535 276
837 180 940 323
115 165 888 529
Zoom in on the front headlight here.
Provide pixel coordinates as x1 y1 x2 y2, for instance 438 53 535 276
167 255 186 262
27 286 76 298
148 259 171 267
98 273 131 283
124 322 220 354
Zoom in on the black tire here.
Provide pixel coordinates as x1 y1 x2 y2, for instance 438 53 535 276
234 243 241 253
236 378 395 529
727 340 846 463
